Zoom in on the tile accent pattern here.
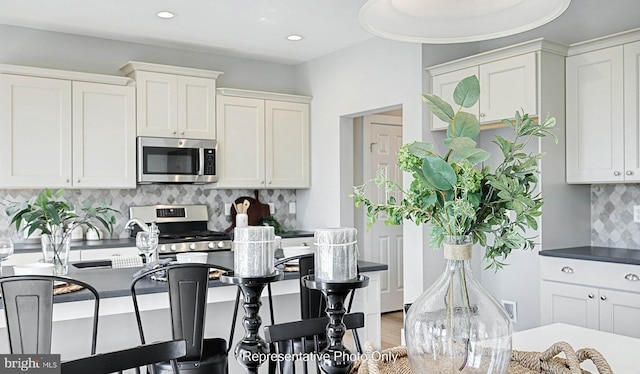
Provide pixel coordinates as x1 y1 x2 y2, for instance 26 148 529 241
0 186 296 242
592 184 640 249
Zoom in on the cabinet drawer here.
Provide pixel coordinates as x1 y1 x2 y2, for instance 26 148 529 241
540 256 640 293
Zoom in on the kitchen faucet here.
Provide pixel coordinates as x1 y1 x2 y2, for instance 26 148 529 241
124 218 151 232
126 218 160 262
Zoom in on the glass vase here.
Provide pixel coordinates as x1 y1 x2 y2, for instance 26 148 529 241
41 233 71 275
404 235 512 373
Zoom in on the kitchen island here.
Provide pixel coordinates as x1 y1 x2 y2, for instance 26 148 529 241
0 251 386 374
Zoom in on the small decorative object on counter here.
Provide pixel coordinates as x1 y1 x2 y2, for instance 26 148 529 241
236 213 249 228
4 188 120 275
314 227 358 282
233 226 275 277
0 238 14 276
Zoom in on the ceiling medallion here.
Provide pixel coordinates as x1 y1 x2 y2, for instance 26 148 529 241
359 0 571 44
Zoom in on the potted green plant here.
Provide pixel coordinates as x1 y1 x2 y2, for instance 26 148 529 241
4 188 120 275
351 75 556 373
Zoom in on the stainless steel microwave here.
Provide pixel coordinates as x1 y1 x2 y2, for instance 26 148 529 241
137 137 218 184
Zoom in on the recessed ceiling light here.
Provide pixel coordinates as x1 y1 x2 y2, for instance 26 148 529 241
287 34 304 41
156 11 175 19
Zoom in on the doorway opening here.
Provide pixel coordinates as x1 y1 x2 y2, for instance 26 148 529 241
344 105 404 313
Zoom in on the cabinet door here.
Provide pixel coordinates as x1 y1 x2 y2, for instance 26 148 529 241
566 46 624 183
599 288 640 338
624 41 640 182
135 71 178 137
0 74 72 188
178 76 216 139
266 100 310 188
215 95 265 188
540 281 599 330
72 82 136 188
430 67 479 130
479 52 537 123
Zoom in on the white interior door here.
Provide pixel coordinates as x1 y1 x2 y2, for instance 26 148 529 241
364 115 403 313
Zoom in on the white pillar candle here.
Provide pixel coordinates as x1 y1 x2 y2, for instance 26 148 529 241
233 226 275 277
314 227 358 282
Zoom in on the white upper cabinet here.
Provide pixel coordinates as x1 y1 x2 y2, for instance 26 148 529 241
0 65 136 189
120 61 222 140
216 88 311 189
566 30 640 184
72 82 136 188
428 46 538 131
479 53 537 122
0 74 72 187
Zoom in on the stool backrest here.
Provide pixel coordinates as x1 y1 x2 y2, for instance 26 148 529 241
0 275 100 355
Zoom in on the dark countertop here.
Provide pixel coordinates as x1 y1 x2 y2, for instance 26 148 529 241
539 246 640 265
15 238 138 253
14 230 315 253
19 251 387 303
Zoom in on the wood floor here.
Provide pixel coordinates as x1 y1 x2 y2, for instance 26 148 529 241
381 310 403 349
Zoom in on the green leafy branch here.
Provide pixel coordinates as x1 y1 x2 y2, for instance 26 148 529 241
351 75 557 271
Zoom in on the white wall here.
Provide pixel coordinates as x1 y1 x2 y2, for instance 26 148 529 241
293 38 481 303
0 24 298 93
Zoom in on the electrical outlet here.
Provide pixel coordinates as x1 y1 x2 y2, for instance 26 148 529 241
501 300 517 323
224 203 232 216
289 202 296 214
634 206 640 223
268 203 275 214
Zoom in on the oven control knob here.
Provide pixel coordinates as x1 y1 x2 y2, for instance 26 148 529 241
208 242 215 249
170 244 177 252
189 243 197 251
159 245 167 252
217 241 225 248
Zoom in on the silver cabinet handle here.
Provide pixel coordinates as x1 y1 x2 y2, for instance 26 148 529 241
600 295 607 301
173 131 177 135
480 113 486 118
614 171 621 176
77 179 80 183
625 273 640 281
561 266 574 274
627 171 634 176
588 293 595 299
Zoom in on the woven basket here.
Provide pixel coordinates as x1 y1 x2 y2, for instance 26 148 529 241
351 341 613 374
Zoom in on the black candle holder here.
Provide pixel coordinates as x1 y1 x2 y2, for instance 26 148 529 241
302 274 369 374
220 271 284 374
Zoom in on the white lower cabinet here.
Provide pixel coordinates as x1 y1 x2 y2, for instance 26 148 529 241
540 256 640 338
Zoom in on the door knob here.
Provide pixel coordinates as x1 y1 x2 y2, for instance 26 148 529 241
600 295 607 301
627 171 634 176
614 171 621 176
588 293 595 299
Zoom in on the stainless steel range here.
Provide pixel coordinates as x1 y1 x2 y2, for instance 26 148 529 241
128 204 232 255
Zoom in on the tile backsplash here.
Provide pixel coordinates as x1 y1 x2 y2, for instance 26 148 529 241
592 184 640 249
0 186 296 241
